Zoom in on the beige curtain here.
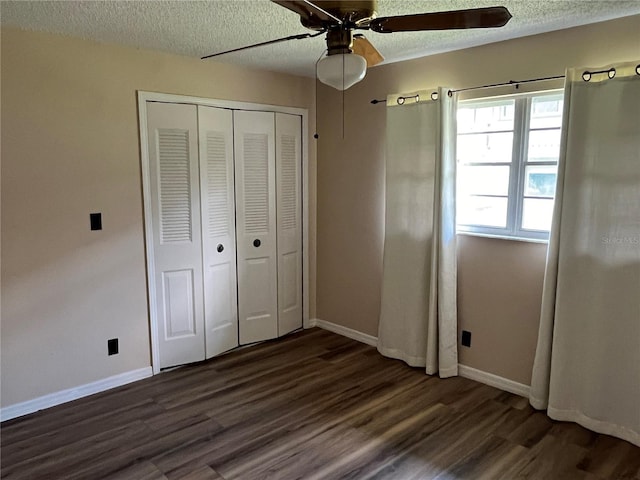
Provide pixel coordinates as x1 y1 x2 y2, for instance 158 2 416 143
530 61 640 447
377 88 458 378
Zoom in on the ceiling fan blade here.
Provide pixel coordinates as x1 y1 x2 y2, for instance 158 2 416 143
201 31 324 60
370 6 512 33
352 35 384 67
272 0 342 25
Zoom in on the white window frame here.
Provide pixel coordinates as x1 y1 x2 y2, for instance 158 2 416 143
456 90 563 241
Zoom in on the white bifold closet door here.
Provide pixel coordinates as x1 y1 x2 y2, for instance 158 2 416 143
234 110 279 344
198 106 239 357
147 102 302 368
147 102 206 368
275 113 303 336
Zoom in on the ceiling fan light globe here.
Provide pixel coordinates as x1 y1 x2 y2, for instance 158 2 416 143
317 53 367 91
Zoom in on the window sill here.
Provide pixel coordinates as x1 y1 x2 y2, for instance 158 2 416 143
456 231 549 244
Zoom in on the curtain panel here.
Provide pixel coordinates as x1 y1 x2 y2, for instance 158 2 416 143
377 88 458 378
530 61 640 446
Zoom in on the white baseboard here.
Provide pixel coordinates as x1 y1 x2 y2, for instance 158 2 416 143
458 364 530 398
309 318 378 347
0 367 153 422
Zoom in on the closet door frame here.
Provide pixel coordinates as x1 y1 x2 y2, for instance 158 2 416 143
138 91 310 374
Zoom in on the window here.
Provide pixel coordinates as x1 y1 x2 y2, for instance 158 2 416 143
456 91 563 240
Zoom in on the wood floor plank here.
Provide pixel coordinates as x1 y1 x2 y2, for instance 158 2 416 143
101 461 169 480
494 391 531 410
158 367 421 477
578 435 638 479
501 433 589 480
2 398 165 464
547 421 599 449
361 399 514 479
2 328 638 480
505 409 555 448
610 445 640 480
431 434 529 480
218 378 448 480
1 421 154 480
303 403 451 480
171 465 224 480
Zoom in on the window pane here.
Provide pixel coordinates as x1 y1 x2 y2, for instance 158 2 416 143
458 196 508 228
458 132 514 163
530 95 564 129
458 100 515 133
458 165 510 196
527 129 561 162
524 165 557 197
522 198 554 231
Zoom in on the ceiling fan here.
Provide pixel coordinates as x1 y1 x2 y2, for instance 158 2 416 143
202 1 512 90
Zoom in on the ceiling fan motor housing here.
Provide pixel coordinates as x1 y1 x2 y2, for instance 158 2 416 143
326 28 354 55
300 0 378 30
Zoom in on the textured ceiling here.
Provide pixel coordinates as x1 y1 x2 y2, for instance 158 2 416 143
2 0 640 77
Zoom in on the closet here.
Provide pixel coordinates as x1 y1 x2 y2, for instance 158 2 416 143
143 99 303 370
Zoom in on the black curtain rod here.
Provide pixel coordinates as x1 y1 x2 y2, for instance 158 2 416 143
446 74 566 96
371 64 640 105
370 65 640 105
370 73 565 105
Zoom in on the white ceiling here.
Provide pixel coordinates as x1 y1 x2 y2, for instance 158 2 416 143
2 0 640 77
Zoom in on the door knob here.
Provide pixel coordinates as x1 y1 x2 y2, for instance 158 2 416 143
217 244 224 253
253 239 261 247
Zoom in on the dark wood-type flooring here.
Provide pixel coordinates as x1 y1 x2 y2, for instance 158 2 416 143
2 328 639 479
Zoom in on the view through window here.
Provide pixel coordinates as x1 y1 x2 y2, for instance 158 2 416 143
456 91 564 240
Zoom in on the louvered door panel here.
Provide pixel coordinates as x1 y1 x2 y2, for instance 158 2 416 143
198 106 239 358
276 113 303 336
158 130 192 244
147 102 205 368
234 110 278 344
243 133 270 235
206 132 230 238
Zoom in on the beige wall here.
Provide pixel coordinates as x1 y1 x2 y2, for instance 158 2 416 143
0 28 316 407
456 236 547 385
316 16 640 383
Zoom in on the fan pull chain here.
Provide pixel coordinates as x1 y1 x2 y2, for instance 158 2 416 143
314 49 328 140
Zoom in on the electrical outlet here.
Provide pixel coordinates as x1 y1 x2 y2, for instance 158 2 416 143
461 330 472 347
90 213 102 231
107 338 119 355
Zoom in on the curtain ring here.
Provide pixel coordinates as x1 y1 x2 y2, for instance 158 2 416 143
430 92 439 101
607 68 616 79
397 97 405 105
636 64 640 76
582 71 592 82
415 94 420 103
